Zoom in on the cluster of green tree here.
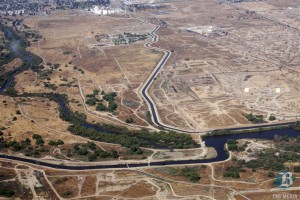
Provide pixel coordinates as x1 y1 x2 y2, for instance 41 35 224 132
126 145 143 155
205 123 300 138
43 82 57 91
223 166 245 178
125 118 134 124
237 148 300 172
227 140 238 151
145 110 153 125
123 32 149 43
85 89 101 106
59 83 72 87
24 31 42 40
3 81 17 95
290 122 300 131
85 90 117 112
227 139 246 152
269 116 276 121
63 51 73 55
0 189 15 197
246 113 265 124
0 24 42 90
284 144 300 153
294 166 300 172
0 51 15 67
179 167 201 182
63 190 72 197
99 92 117 112
67 122 198 149
273 135 300 153
70 141 119 161
48 140 64 146
0 133 48 157
32 134 45 146
204 129 235 137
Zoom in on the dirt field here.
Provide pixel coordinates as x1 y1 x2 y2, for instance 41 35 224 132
144 0 300 131
22 10 161 128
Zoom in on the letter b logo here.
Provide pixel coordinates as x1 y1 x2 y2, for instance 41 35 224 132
277 172 293 188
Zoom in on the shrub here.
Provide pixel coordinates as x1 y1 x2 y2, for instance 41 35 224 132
179 167 200 182
0 189 15 197
269 116 276 121
96 103 107 111
227 140 238 151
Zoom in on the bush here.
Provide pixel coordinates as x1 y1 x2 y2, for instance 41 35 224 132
86 98 96 106
56 139 64 145
267 171 275 177
179 167 200 182
48 140 56 146
223 166 243 178
103 92 117 102
108 101 117 112
88 153 97 161
32 134 42 140
128 145 143 154
0 189 15 197
246 113 265 124
294 166 300 172
125 118 134 123
96 103 107 111
63 191 72 196
35 138 44 146
93 89 100 95
227 140 238 151
269 116 276 121
48 139 64 146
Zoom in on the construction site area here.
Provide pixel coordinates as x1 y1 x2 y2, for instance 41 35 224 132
147 0 300 131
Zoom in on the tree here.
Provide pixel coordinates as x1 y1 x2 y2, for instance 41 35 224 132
96 103 107 111
0 189 15 197
22 138 31 146
32 134 42 140
269 116 276 121
111 149 119 158
36 138 44 146
56 140 64 145
246 113 255 121
267 171 275 177
227 140 238 151
48 140 56 146
129 145 143 154
86 98 96 106
88 153 97 161
93 89 100 95
125 118 134 123
294 166 300 172
180 167 200 182
108 101 117 112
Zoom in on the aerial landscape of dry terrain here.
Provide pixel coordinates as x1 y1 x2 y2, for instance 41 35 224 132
1 0 300 199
